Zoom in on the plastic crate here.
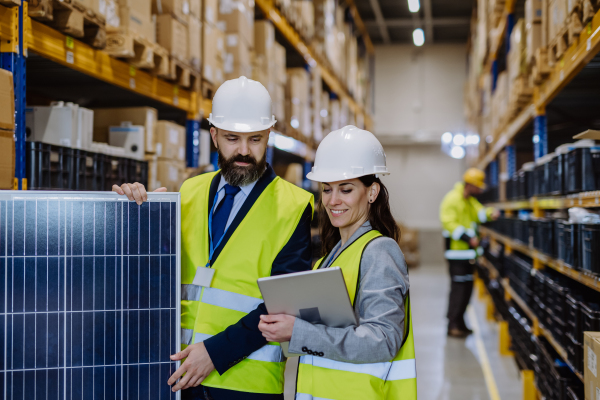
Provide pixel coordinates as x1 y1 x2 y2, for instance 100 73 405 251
545 275 570 324
565 334 583 375
533 218 554 256
564 223 581 269
565 146 600 194
548 154 563 195
581 302 600 333
534 337 576 400
26 142 73 190
582 222 600 274
566 294 583 344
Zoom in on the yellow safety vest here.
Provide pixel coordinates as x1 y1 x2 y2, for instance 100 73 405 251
296 230 417 400
440 182 494 260
179 171 313 394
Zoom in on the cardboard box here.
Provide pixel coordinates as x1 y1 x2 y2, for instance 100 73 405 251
190 0 201 18
273 42 286 85
117 0 152 17
526 21 543 64
218 6 254 47
152 0 191 22
155 159 187 191
156 121 186 161
112 6 156 42
156 14 188 61
204 0 218 25
585 332 600 400
0 129 14 189
91 107 158 152
223 34 251 79
286 68 310 104
254 20 274 56
0 69 14 131
548 0 567 43
189 17 202 70
203 23 225 84
526 0 543 24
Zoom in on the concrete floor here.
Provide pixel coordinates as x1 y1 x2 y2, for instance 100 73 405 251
283 263 523 400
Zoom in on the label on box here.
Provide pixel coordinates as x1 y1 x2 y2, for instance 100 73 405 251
183 0 190 14
597 387 600 400
205 65 213 81
155 143 163 157
206 6 214 24
169 129 179 144
98 0 106 15
179 147 185 160
589 345 597 377
169 166 178 182
227 34 238 47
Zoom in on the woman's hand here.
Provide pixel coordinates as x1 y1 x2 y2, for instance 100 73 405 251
258 314 296 342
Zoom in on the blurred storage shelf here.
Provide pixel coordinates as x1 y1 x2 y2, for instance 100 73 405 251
481 226 600 292
485 191 600 211
25 15 200 117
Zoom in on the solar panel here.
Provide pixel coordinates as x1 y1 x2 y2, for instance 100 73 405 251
0 192 181 400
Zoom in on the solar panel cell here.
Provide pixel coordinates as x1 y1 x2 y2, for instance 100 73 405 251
2 192 180 400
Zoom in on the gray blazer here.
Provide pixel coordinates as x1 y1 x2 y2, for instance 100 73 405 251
288 221 410 363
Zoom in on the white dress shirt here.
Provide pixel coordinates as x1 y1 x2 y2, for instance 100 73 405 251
213 176 258 231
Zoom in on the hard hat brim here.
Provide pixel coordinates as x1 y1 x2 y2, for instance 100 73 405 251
207 118 277 133
306 170 390 183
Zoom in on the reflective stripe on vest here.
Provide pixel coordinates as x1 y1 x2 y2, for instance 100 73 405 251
179 172 313 394
299 355 416 381
445 249 477 260
296 230 417 400
194 333 283 363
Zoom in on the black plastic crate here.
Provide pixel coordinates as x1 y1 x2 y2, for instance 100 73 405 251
534 163 547 196
534 337 576 400
581 301 600 333
513 218 531 244
26 142 72 190
545 275 570 323
582 222 600 274
566 294 583 344
565 334 583 375
565 146 600 194
564 223 581 269
533 218 554 256
548 154 563 195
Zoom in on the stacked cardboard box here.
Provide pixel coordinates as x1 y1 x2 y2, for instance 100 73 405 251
188 12 202 71
548 0 568 45
313 0 335 57
219 0 254 80
156 12 189 62
115 0 155 41
0 70 14 189
491 71 509 135
92 107 158 153
526 0 544 64
147 121 187 191
291 1 315 41
286 68 311 137
585 332 600 399
320 92 330 134
203 0 225 86
311 68 323 142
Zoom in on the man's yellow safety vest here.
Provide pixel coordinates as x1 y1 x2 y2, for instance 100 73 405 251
440 182 494 260
179 171 313 394
296 230 417 400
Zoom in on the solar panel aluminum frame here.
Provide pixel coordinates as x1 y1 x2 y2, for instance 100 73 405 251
1 191 181 400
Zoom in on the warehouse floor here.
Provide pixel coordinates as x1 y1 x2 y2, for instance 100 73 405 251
283 263 524 400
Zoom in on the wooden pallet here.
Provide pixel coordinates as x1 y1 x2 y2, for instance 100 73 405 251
531 48 552 84
201 79 216 99
0 0 20 7
29 0 106 49
165 58 200 91
548 25 569 64
105 29 155 68
508 76 533 112
152 45 170 79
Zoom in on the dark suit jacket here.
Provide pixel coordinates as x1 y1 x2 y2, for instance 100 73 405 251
201 164 313 377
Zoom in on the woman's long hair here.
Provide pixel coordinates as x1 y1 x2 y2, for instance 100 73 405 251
318 175 401 257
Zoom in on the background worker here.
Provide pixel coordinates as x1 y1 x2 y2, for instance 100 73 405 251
439 168 499 338
258 126 417 399
113 76 313 400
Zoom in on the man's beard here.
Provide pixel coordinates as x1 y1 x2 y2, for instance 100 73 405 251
218 150 266 187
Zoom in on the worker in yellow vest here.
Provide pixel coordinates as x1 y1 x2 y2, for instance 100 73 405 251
113 76 314 400
258 126 417 400
439 168 499 338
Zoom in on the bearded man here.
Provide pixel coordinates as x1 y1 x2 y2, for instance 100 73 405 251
113 77 314 400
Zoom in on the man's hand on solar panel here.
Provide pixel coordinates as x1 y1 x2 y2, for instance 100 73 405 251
112 183 167 205
167 342 216 392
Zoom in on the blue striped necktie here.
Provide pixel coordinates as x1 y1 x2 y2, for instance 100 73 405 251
212 184 241 248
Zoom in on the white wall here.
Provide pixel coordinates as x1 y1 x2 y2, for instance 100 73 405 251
374 45 469 263
374 44 468 143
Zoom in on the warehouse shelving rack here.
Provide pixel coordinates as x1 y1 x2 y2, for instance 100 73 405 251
0 1 374 190
477 2 600 171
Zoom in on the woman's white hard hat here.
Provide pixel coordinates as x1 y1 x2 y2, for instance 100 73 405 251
207 76 277 132
307 125 390 183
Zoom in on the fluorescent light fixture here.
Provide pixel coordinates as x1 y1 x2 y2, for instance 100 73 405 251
533 135 540 144
465 134 481 145
441 132 453 144
472 135 480 145
413 28 425 46
320 109 328 118
408 0 420 12
291 118 300 129
453 134 465 146
450 146 466 159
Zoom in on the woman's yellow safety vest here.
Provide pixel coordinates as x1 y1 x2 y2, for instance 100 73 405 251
179 171 313 394
296 230 417 400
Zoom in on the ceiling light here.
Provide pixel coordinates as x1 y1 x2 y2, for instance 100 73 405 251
413 28 425 46
441 132 453 144
320 109 328 118
450 146 466 159
408 0 420 12
453 134 465 146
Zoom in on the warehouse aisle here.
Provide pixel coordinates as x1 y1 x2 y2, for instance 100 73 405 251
412 263 522 400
